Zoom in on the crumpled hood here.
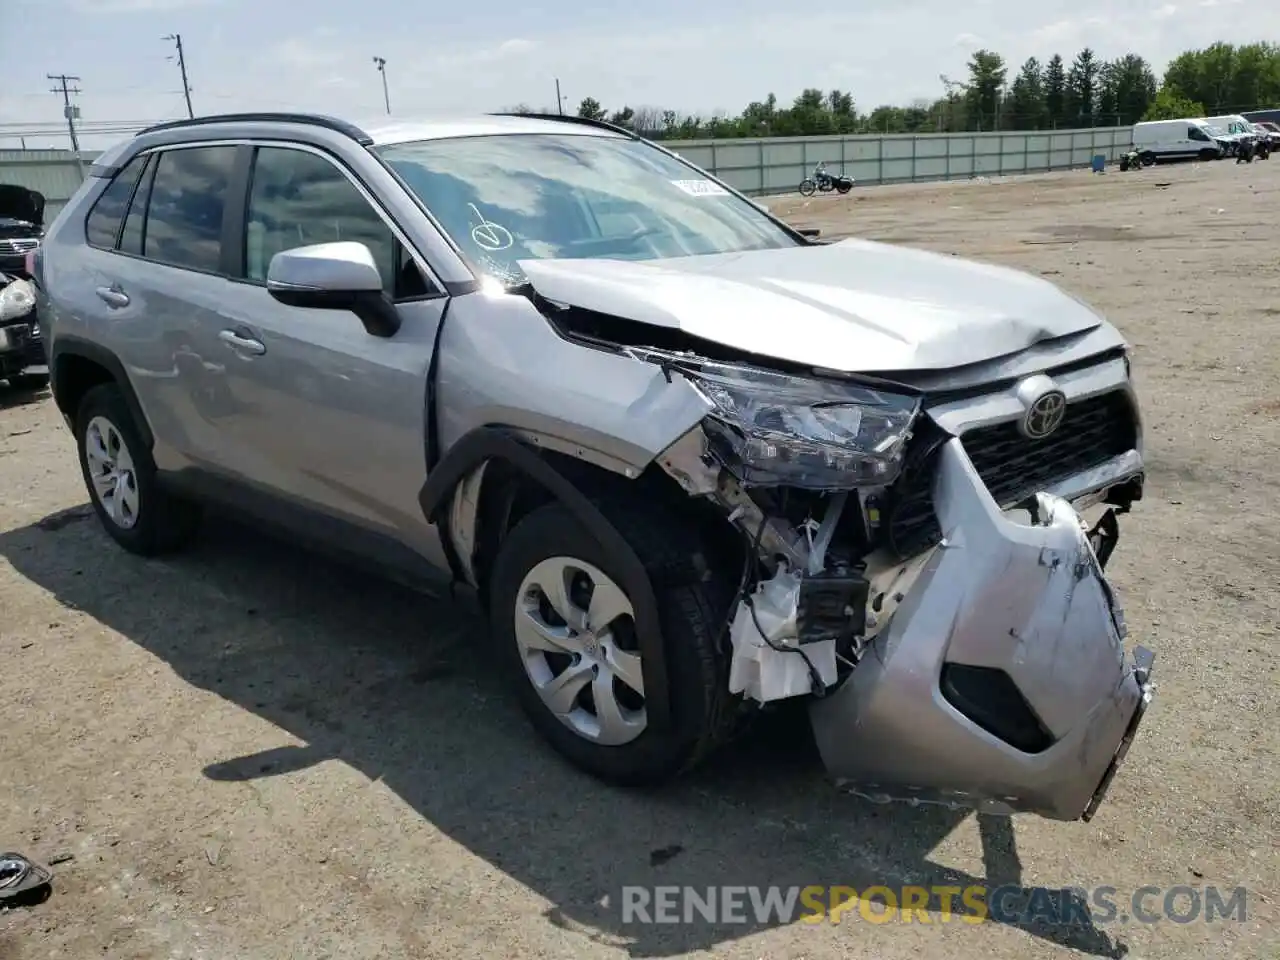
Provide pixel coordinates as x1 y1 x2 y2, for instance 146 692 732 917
517 238 1104 372
0 185 44 228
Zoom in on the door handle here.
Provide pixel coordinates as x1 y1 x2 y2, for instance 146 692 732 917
218 329 266 356
95 285 130 308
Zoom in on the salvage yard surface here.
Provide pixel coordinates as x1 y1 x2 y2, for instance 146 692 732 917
3 159 1279 960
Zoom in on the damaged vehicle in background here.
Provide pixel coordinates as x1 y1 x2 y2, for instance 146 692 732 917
0 185 48 389
35 111 1153 825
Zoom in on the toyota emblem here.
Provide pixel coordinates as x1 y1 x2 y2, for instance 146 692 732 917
1021 390 1067 439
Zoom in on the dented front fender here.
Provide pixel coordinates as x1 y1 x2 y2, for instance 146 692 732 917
809 438 1154 821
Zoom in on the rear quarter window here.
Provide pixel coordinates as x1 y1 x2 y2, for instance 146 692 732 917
84 154 148 250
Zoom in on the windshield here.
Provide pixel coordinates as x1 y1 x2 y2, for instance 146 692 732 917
376 133 798 284
1206 125 1227 136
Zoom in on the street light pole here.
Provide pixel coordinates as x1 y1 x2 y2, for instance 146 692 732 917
372 56 390 114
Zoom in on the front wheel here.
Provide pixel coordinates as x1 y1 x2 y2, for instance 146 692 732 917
798 179 816 197
1139 151 1156 166
487 500 741 786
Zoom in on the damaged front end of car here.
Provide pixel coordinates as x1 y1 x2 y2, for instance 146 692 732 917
648 348 1154 823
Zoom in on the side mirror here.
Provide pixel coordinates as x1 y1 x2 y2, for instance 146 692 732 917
266 241 400 338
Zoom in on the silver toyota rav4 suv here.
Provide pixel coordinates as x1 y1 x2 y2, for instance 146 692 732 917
34 111 1154 822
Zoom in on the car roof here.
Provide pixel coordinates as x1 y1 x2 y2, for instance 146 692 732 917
89 111 629 178
360 113 626 146
131 111 625 148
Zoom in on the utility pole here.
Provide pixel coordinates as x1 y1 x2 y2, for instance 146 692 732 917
47 73 84 176
373 57 390 114
555 78 564 115
163 34 195 118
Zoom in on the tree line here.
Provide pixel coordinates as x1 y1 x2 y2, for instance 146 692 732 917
506 42 1280 139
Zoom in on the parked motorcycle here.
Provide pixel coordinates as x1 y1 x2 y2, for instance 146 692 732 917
798 162 854 197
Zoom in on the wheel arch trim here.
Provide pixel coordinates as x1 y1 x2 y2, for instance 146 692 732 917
49 336 155 450
419 425 672 732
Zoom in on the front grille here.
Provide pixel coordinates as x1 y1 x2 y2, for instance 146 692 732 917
884 390 1138 558
0 239 39 255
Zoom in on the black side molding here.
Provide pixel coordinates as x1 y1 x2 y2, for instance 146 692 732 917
48 336 155 450
419 427 671 732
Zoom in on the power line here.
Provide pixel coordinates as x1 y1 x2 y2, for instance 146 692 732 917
163 33 194 118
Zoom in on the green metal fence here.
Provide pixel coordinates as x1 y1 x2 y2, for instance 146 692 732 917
664 126 1134 197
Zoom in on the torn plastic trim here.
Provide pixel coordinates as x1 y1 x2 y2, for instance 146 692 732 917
860 447 1145 641
657 424 862 703
808 437 1154 821
727 491 858 704
656 425 810 571
447 459 488 588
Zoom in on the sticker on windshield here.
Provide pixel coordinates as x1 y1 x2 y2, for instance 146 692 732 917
468 203 514 252
670 179 730 197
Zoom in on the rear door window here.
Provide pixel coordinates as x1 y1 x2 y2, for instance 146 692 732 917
142 145 237 273
118 156 157 256
84 154 148 250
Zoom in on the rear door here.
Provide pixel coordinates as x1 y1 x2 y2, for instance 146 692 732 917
59 143 242 473
210 143 449 556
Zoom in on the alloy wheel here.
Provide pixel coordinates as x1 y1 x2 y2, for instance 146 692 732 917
513 556 647 746
84 415 140 530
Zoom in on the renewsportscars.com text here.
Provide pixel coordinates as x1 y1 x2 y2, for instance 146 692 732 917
619 884 1249 926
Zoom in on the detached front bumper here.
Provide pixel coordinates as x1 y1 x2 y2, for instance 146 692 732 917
809 438 1154 821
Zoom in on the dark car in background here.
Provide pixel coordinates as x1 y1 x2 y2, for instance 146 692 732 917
0 185 44 278
0 185 47 389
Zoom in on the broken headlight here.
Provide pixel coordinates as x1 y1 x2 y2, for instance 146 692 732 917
680 361 920 489
0 277 35 323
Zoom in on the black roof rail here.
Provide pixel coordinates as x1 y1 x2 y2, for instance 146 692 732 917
135 112 374 146
488 112 642 140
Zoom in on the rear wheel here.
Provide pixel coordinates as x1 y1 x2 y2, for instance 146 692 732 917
836 180 852 194
798 179 816 197
488 499 741 786
74 383 202 556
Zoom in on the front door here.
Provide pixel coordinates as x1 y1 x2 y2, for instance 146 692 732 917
210 144 449 564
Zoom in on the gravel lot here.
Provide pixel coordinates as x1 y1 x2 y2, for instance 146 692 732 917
2 159 1278 960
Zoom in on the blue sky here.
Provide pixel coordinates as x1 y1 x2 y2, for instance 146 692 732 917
4 0 1274 148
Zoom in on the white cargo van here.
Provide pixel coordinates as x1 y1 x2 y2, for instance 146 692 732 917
1203 114 1272 157
1131 119 1226 163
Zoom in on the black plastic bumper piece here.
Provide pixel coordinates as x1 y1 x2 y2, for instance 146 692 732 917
796 570 868 646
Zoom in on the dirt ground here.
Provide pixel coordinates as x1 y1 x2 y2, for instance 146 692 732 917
2 159 1278 960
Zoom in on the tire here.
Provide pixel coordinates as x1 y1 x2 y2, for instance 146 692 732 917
8 372 49 391
488 499 741 786
1198 149 1219 162
798 179 816 197
836 180 852 194
1139 151 1156 167
74 383 201 556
